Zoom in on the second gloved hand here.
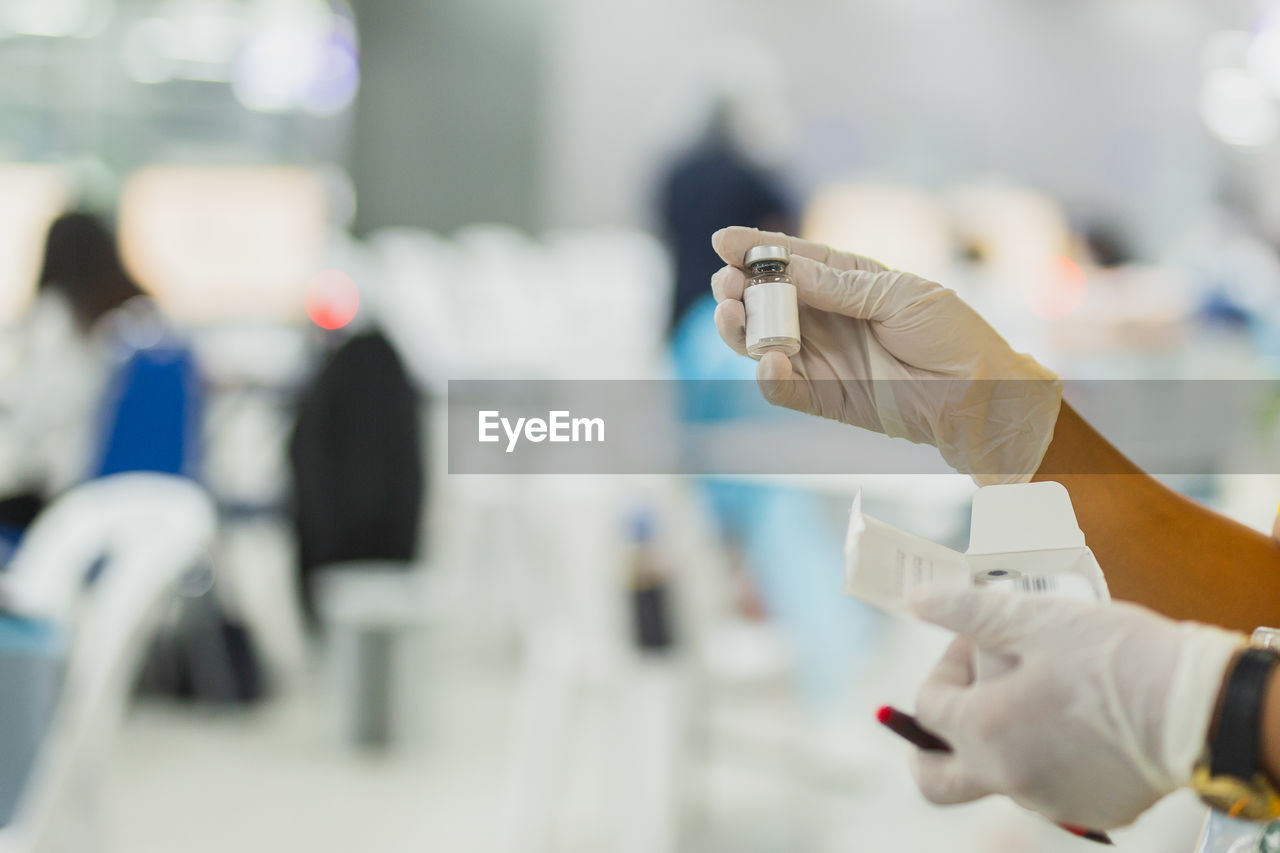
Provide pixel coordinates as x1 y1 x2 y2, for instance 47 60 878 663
710 226 1061 485
907 587 1243 829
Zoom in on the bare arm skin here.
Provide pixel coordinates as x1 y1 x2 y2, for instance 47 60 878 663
1265 669 1280 789
1032 402 1280 634
1036 403 1280 799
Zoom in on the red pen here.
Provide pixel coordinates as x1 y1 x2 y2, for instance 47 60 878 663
876 705 951 752
876 706 1114 846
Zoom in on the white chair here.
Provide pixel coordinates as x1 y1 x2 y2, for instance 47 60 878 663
0 473 217 853
540 227 671 378
314 561 449 749
366 227 464 390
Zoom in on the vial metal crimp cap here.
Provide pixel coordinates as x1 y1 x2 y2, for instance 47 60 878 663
744 244 790 267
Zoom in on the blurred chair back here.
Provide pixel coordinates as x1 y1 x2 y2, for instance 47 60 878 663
944 183 1072 303
0 474 216 853
801 182 954 284
369 226 670 382
92 341 202 480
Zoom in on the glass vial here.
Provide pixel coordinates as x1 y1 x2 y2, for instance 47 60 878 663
743 245 801 358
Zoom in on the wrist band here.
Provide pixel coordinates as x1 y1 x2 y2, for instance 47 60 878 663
1211 647 1279 781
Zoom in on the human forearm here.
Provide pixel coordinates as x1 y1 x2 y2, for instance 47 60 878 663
1265 667 1280 789
1032 402 1280 633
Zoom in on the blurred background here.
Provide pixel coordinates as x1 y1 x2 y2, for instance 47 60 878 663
1 0 1280 851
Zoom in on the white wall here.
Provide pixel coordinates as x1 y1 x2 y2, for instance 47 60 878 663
538 0 1251 256
347 0 544 233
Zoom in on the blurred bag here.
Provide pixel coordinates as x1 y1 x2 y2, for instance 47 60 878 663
91 321 263 703
288 331 424 625
136 575 265 705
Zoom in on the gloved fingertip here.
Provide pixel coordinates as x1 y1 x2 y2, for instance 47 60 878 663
710 226 730 253
710 265 745 302
756 352 811 411
757 349 791 381
713 299 748 356
906 584 963 620
711 225 769 266
710 226 746 261
757 350 795 395
910 752 984 806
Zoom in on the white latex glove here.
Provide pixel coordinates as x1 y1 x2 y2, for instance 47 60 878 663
907 586 1244 829
710 226 1061 485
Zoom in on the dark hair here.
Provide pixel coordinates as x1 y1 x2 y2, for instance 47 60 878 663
36 211 143 331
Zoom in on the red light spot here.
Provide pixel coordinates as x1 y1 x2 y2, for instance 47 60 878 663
1029 255 1088 318
305 269 360 330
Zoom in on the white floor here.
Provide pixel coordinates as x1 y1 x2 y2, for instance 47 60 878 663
101 623 1213 853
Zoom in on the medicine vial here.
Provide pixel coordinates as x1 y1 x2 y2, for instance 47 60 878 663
742 245 801 359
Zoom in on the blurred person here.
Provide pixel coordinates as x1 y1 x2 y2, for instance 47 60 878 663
0 214 260 709
658 95 794 338
709 225 1280 830
665 207 882 755
659 88 883 737
669 310 882 718
0 211 196 825
0 211 196 551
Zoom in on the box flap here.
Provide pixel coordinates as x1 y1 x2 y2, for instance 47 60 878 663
843 492 969 613
966 481 1085 555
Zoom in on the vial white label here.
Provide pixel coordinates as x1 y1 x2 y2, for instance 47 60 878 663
744 281 800 357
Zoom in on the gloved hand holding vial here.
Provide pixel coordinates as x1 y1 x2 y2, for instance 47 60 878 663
710 226 1061 485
